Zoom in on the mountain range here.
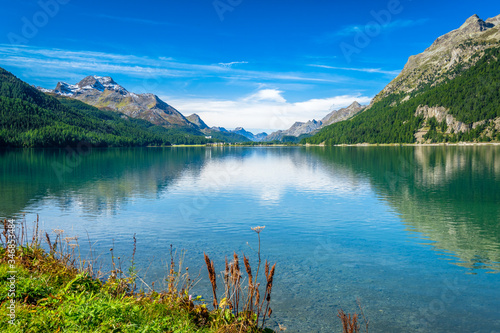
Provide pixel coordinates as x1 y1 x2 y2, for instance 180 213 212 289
231 127 268 142
40 76 272 143
264 101 365 141
183 115 268 142
40 74 364 143
38 77 259 143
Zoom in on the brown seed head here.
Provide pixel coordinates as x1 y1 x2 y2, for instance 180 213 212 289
243 255 253 286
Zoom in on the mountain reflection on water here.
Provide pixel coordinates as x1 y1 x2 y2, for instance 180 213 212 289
1 146 499 273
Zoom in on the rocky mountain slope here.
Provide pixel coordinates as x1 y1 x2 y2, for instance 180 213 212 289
372 14 500 104
186 114 209 129
305 13 500 145
265 101 365 141
42 76 193 128
321 101 365 127
265 120 322 142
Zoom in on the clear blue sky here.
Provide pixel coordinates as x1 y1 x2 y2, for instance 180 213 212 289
0 0 498 131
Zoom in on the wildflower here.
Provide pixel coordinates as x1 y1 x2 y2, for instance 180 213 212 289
251 226 265 233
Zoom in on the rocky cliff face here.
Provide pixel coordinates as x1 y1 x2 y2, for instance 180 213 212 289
372 14 500 104
415 106 470 133
45 76 192 128
414 105 500 143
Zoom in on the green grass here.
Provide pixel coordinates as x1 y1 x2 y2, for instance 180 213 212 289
0 249 215 332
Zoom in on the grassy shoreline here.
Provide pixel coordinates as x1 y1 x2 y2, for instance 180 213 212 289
174 142 500 147
0 218 275 333
306 142 500 147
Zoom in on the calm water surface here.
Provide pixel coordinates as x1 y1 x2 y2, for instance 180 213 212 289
1 146 499 332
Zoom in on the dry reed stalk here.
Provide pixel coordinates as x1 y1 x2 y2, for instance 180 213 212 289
20 219 25 247
85 231 96 277
256 261 267 322
243 255 254 311
337 309 360 333
31 216 38 246
356 298 369 333
168 244 175 293
45 232 53 253
254 283 260 307
232 252 241 314
224 256 233 310
243 255 253 286
132 234 137 260
203 252 218 309
130 233 137 291
261 261 276 327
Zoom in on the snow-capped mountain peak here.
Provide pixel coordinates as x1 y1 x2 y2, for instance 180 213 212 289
53 75 128 96
77 75 128 94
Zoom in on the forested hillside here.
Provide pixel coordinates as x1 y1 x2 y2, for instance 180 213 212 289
0 68 209 147
303 47 500 145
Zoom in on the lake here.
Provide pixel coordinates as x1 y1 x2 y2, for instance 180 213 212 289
1 146 499 332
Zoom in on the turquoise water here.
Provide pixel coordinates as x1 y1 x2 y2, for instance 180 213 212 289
1 146 499 332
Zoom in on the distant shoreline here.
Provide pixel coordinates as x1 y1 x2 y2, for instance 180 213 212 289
329 142 500 147
141 142 500 148
2 142 499 149
303 142 500 147
233 142 500 147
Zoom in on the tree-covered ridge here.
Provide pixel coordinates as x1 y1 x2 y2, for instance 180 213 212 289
0 68 209 147
303 47 500 145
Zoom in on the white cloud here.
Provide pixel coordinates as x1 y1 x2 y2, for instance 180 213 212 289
243 89 287 103
166 89 372 131
316 18 430 44
309 64 401 76
218 61 248 68
334 18 430 37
